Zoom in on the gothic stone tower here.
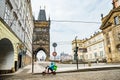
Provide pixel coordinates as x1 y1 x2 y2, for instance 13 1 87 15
33 9 50 61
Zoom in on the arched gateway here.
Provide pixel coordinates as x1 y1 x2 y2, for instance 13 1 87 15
33 9 50 61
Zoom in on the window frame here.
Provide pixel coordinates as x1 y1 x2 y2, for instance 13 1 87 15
114 16 120 25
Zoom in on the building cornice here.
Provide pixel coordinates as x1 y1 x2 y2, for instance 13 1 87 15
100 6 120 30
0 17 22 43
0 17 32 52
86 32 101 41
86 39 104 48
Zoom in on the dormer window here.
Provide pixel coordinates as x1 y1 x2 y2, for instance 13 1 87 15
114 16 119 25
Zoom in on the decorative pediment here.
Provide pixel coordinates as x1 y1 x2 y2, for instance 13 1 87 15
100 7 120 30
103 22 112 29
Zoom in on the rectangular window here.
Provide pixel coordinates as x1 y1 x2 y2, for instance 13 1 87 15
4 5 10 24
100 51 103 57
114 16 119 25
6 0 13 10
94 53 97 58
89 47 91 51
108 47 111 53
18 21 21 26
79 44 82 47
94 45 96 50
80 55 83 59
99 44 102 48
4 0 13 26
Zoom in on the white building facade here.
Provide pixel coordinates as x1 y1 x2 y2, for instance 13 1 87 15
72 32 106 63
60 52 72 62
84 32 106 62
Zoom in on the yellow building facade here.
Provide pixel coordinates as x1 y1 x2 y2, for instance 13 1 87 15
0 0 33 74
72 39 85 61
0 18 22 72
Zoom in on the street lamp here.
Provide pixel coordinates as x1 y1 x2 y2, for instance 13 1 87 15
32 33 36 74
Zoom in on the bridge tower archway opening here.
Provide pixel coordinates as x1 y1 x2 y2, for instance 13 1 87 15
34 47 48 61
36 50 46 61
0 38 14 73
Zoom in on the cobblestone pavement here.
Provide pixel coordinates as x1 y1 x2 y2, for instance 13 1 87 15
1 69 120 80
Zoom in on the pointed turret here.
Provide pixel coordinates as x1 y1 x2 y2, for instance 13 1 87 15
38 9 46 21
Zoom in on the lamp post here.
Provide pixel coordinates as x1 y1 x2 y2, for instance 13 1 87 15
32 50 34 73
75 36 78 70
32 33 35 74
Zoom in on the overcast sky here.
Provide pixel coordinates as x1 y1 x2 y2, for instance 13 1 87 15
31 0 113 58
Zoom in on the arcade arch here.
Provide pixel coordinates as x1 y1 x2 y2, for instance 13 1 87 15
0 38 14 70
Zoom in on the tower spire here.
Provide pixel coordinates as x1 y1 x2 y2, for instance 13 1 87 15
38 8 46 21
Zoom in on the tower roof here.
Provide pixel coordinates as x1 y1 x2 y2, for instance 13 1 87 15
38 9 46 21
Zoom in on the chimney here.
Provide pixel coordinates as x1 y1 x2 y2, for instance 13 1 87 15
113 0 120 8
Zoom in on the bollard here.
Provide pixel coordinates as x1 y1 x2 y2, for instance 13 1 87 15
88 62 91 67
11 67 15 73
